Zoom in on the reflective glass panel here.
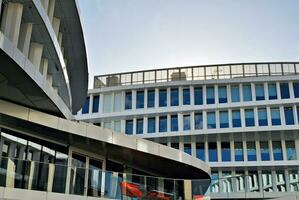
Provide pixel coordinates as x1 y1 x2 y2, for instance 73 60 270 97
234 142 244 161
284 107 294 125
231 85 240 102
258 108 268 126
136 91 144 109
125 92 132 110
136 119 143 134
147 117 155 133
271 108 281 125
221 142 231 162
207 112 216 129
194 113 203 130
183 88 190 105
280 83 290 99
184 143 192 155
82 97 90 114
232 110 241 127
147 90 155 108
247 142 257 161
293 82 299 98
208 142 218 162
273 141 283 160
92 95 99 113
218 86 227 103
194 87 203 105
183 115 191 130
220 111 229 128
159 116 167 132
268 83 277 100
206 87 215 104
159 89 167 107
171 115 178 132
255 84 265 101
196 143 205 161
243 85 252 101
125 120 133 135
286 141 297 160
245 109 255 127
260 141 270 161
170 88 179 106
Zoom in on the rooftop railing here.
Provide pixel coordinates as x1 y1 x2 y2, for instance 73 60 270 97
94 62 299 88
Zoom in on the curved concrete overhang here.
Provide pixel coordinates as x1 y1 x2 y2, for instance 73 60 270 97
0 99 211 183
53 0 88 114
0 31 73 119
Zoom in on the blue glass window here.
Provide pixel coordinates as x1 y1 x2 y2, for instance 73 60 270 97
125 120 133 135
260 141 270 161
82 97 90 114
183 88 190 105
171 115 178 132
273 141 283 160
271 108 281 125
232 110 241 127
245 109 255 127
243 85 252 101
268 83 277 100
194 113 203 130
159 89 167 107
147 117 155 133
196 143 205 161
159 116 167 132
183 115 190 130
206 87 215 104
136 119 143 134
136 91 144 109
280 83 290 99
293 82 299 98
247 142 257 161
284 107 294 125
234 142 244 161
170 88 179 106
208 142 218 162
125 92 132 110
221 142 231 162
207 112 216 129
258 108 268 126
218 86 227 103
220 111 229 128
92 95 99 113
147 90 155 108
231 85 240 102
255 84 265 101
184 143 192 155
194 87 203 105
286 141 297 160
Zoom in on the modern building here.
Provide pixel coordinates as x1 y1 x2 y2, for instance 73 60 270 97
77 62 299 199
0 0 210 199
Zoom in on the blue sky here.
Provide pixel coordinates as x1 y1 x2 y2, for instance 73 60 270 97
78 0 299 88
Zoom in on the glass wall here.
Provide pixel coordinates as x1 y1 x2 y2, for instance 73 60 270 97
136 119 143 134
245 109 255 127
125 120 133 135
271 108 281 126
284 107 295 125
293 82 299 98
273 141 283 161
194 113 203 130
92 96 100 113
286 141 297 160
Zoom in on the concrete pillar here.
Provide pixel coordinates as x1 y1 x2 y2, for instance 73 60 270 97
47 74 53 86
52 17 60 37
184 180 192 200
41 0 49 13
29 42 43 69
47 0 55 24
1 2 23 46
17 23 33 57
39 59 48 77
132 90 136 110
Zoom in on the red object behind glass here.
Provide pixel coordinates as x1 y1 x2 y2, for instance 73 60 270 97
120 182 143 197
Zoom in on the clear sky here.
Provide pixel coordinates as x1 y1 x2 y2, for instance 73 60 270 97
78 0 299 88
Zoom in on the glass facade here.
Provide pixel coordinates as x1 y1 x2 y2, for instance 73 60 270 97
171 115 178 132
220 111 229 128
255 84 265 101
221 142 231 162
207 112 216 129
280 83 290 99
183 88 190 105
183 115 191 130
147 117 155 133
159 89 167 107
258 108 268 126
234 142 244 161
194 87 203 105
136 119 143 134
125 120 133 135
147 90 155 108
92 95 99 113
231 85 240 102
136 91 144 109
194 113 203 130
206 87 215 104
159 116 167 132
260 141 270 161
268 83 277 100
271 108 281 125
125 92 132 110
286 141 297 160
247 142 257 161
245 109 255 127
82 97 90 114
196 143 205 161
218 86 227 103
284 107 295 125
243 85 252 101
208 142 217 162
232 110 241 127
170 88 179 106
293 82 299 98
273 141 283 160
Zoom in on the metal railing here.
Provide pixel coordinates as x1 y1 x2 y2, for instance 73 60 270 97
94 62 299 88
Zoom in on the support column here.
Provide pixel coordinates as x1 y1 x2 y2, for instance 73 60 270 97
47 0 55 24
52 17 60 37
1 2 23 46
29 42 43 69
183 180 192 200
17 23 33 57
40 59 48 77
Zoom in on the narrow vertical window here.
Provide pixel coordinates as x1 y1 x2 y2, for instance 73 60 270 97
234 142 244 161
218 86 227 103
293 82 299 98
125 92 132 110
147 117 156 133
207 112 216 129
284 107 294 125
206 86 215 104
243 84 252 101
220 111 229 128
194 113 203 130
194 87 203 105
208 142 218 162
221 142 231 162
183 114 190 130
147 90 155 108
231 85 240 102
260 141 270 161
255 84 265 101
184 143 192 155
247 141 257 161
92 95 99 113
159 116 167 132
159 89 167 107
196 143 205 161
171 115 178 132
273 141 283 160
286 141 297 160
245 109 255 127
82 97 90 114
280 83 290 99
268 83 277 100
136 91 144 109
232 110 241 127
136 119 143 134
183 88 190 105
258 108 268 126
170 88 179 106
271 108 281 125
125 120 133 135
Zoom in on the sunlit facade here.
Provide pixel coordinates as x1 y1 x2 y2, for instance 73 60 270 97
77 62 299 199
